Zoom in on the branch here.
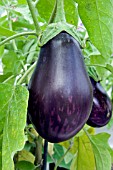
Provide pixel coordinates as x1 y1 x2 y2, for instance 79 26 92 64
17 61 37 85
35 136 43 170
7 8 17 51
26 0 41 34
0 32 37 46
3 75 15 83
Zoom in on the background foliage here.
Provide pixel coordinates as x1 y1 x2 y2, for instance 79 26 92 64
0 0 113 170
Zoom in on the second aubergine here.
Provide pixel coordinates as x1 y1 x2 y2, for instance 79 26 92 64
28 32 93 143
87 77 112 127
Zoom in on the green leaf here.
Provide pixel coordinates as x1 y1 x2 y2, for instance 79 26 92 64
60 138 78 155
14 7 33 24
0 26 15 37
36 0 55 22
83 41 100 59
90 55 108 79
0 73 15 84
2 51 22 75
18 150 35 163
0 83 29 170
76 0 113 58
64 0 78 26
18 0 27 4
63 147 73 164
106 64 113 74
16 161 35 170
12 20 35 30
52 144 72 169
0 46 4 58
70 134 95 170
27 43 38 64
23 39 35 55
90 133 112 170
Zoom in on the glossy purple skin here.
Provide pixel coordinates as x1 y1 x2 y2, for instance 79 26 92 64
28 32 93 143
87 77 112 127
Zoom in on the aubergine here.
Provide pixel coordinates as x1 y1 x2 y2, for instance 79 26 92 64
87 77 112 127
28 32 93 143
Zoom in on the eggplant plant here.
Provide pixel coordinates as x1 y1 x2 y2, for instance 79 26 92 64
0 0 113 170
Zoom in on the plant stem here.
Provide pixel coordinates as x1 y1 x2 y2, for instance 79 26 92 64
42 140 48 170
35 136 43 170
17 61 37 85
34 0 39 7
4 1 18 50
87 64 106 68
0 32 37 46
54 141 73 170
3 75 15 83
26 0 40 34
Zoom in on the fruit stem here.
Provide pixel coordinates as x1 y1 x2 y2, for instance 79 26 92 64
42 140 48 170
0 32 37 46
48 0 57 24
26 0 41 34
54 141 73 170
49 0 66 24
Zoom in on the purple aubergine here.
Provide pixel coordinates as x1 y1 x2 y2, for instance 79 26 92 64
87 77 112 127
28 32 93 143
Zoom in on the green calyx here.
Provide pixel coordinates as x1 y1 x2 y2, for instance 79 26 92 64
39 22 81 47
38 0 80 47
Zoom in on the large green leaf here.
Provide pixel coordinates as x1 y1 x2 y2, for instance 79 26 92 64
90 55 108 79
15 161 35 170
61 129 112 170
14 6 33 24
70 134 95 170
90 133 112 170
2 51 22 75
0 46 4 58
47 144 72 169
18 0 27 4
0 83 29 170
75 0 113 58
36 0 55 22
64 0 78 26
0 26 15 37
